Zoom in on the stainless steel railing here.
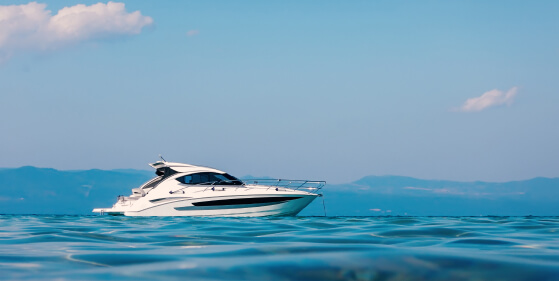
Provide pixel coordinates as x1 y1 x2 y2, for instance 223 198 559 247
169 179 325 194
243 179 326 194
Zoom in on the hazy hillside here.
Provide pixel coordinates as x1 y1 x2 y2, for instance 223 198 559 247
0 167 152 214
300 176 559 216
1 167 557 216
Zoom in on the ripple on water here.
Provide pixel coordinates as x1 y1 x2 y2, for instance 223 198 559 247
448 238 519 246
377 227 474 238
1 215 559 280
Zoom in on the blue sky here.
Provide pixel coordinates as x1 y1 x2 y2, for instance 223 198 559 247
1 1 558 183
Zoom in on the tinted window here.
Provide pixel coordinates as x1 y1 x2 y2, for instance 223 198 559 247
191 174 200 184
177 172 243 185
178 175 192 184
199 173 210 184
220 173 243 185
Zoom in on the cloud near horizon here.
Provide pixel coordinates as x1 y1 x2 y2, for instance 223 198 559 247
0 2 153 62
186 30 199 37
456 87 518 112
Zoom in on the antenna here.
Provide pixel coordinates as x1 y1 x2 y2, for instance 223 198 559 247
159 154 167 162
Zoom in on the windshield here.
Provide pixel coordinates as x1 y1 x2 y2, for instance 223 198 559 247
176 172 243 185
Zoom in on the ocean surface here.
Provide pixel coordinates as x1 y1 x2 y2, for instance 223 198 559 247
1 216 558 281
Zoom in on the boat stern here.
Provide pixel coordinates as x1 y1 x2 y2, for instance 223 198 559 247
92 208 124 216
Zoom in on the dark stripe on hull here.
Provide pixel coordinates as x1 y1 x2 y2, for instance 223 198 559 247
192 196 302 207
175 201 289 211
150 197 190 203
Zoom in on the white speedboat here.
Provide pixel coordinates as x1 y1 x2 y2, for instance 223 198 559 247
93 160 325 217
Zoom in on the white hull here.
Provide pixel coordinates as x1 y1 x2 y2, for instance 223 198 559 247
124 194 317 217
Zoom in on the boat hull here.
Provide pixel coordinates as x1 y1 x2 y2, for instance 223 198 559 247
123 194 318 217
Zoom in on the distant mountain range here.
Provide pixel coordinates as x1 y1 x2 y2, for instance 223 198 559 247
1 167 557 216
0 167 153 215
300 175 559 216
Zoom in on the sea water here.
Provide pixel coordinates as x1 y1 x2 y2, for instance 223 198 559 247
1 216 558 280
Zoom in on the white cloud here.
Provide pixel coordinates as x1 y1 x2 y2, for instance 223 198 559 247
403 186 432 191
0 2 152 61
186 29 199 37
457 87 518 112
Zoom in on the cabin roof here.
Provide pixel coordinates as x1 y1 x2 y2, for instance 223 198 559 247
149 161 226 174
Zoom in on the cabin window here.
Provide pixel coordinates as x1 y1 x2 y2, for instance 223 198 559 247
176 172 243 185
178 175 192 184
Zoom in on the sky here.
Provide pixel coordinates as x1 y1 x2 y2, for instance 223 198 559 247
1 1 558 184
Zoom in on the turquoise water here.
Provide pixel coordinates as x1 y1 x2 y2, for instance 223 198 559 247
1 216 559 280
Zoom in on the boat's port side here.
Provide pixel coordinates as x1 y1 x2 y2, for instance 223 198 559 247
125 194 317 217
175 196 302 211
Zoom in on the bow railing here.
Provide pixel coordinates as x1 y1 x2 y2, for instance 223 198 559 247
242 179 326 194
169 179 326 194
